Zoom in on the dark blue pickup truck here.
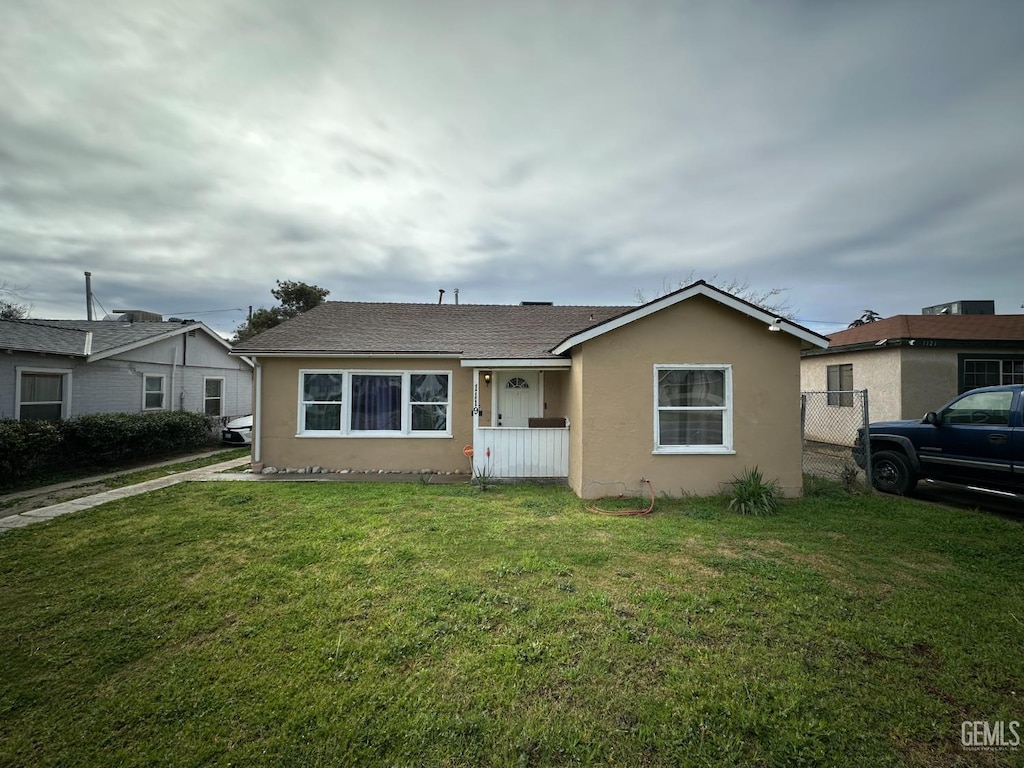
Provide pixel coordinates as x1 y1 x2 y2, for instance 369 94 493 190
853 384 1024 496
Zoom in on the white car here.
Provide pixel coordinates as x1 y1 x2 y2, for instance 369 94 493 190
221 415 253 445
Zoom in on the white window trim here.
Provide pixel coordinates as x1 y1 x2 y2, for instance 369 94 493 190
203 376 226 417
652 364 734 455
143 374 167 411
14 367 73 421
296 369 453 438
299 370 345 436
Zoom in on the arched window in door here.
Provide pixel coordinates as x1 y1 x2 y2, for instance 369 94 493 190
505 377 530 389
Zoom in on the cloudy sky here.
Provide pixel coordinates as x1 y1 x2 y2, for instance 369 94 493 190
2 0 1023 337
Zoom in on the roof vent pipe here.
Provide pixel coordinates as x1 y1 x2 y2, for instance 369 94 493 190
438 288 445 305
84 271 94 321
454 288 459 305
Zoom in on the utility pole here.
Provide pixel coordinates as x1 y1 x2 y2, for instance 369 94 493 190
84 272 94 321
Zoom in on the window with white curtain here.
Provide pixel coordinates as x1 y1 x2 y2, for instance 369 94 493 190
654 365 732 453
16 369 72 421
298 370 451 437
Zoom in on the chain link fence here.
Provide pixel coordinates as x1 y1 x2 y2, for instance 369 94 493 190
801 390 872 489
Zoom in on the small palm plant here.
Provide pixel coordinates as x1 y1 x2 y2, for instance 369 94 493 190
473 461 495 491
726 466 782 516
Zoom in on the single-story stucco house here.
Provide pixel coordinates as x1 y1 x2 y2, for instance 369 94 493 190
801 313 1024 425
234 281 827 498
0 318 253 421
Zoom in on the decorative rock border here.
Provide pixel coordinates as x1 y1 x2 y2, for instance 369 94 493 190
259 466 469 476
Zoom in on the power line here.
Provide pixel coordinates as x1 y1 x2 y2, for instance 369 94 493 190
91 293 109 319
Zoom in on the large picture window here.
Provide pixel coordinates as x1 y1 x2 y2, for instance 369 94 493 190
654 365 732 453
351 374 402 431
298 370 451 437
16 368 72 421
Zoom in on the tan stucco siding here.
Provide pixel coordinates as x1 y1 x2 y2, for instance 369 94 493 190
570 296 805 498
800 346 1004 426
900 348 966 417
800 348 902 440
256 357 473 472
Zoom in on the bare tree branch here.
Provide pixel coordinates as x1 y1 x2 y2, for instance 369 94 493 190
634 271 797 319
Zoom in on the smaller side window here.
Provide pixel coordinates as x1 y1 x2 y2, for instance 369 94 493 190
301 372 343 431
654 365 732 452
204 378 225 417
144 375 166 410
410 373 450 432
826 364 853 407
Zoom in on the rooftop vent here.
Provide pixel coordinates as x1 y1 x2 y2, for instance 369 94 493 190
921 300 995 316
519 301 554 306
112 309 164 322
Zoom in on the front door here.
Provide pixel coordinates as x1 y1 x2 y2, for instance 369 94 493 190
496 372 540 427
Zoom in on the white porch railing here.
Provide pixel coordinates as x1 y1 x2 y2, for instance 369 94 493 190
473 427 569 478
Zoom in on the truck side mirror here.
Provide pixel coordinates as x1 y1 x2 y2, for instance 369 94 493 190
924 411 940 426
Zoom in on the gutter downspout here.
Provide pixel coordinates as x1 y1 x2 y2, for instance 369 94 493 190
170 345 178 411
180 332 188 411
83 331 93 357
253 360 263 464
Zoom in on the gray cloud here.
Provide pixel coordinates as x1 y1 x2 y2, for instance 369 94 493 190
1 0 1023 336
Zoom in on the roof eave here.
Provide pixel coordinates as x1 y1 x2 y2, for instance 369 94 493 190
551 282 829 353
804 337 1024 357
460 357 571 368
1 346 86 358
231 350 464 359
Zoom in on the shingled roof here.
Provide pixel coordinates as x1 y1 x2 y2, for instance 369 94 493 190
826 314 1024 349
233 281 830 359
232 302 631 359
0 319 237 360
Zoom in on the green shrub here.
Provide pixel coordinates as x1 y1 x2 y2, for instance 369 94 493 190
0 420 63 486
726 466 782 516
1 412 217 488
60 412 216 465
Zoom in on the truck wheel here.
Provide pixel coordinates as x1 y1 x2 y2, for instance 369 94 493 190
871 451 916 495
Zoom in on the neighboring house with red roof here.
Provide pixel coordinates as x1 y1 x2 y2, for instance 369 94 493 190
233 281 828 498
0 318 253 422
800 314 1024 425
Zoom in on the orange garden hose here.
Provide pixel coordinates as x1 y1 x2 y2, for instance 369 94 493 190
586 479 655 516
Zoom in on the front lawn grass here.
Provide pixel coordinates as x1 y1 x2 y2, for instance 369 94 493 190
1 483 1021 766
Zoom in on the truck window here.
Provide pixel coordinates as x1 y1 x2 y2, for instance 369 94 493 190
941 391 1013 425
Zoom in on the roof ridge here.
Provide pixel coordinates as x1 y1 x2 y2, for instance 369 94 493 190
3 318 88 332
319 303 634 311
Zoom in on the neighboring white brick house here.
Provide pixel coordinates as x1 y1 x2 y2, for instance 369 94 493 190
0 319 253 422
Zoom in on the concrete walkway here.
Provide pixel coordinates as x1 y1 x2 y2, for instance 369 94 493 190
0 449 237 504
0 457 254 533
0 459 471 534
